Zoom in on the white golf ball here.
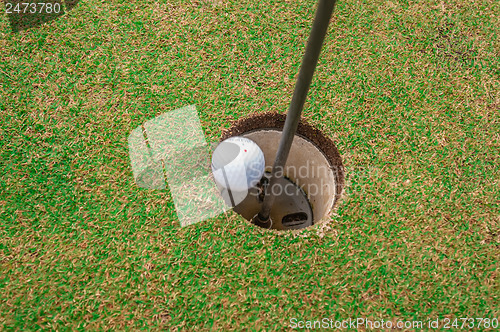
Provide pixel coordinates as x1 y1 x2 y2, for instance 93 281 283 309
211 137 265 192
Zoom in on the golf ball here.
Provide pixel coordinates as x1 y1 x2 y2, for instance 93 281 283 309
211 137 265 192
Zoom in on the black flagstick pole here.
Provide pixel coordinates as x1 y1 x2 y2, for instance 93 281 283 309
253 0 338 227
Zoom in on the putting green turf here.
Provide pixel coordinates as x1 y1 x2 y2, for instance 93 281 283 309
0 0 498 329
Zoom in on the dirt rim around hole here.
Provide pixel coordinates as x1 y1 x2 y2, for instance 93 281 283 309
220 112 345 230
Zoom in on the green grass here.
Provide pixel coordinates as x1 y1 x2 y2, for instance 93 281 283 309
0 0 499 329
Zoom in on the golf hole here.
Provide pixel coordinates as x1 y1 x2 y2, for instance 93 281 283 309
220 113 345 232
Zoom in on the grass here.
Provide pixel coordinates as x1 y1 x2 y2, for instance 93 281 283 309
0 0 499 329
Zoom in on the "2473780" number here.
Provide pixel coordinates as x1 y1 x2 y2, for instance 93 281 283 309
5 2 62 14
